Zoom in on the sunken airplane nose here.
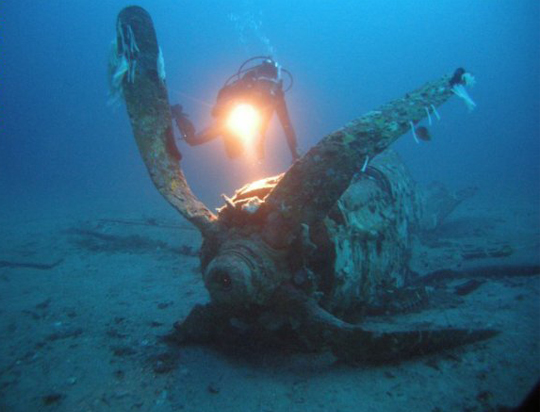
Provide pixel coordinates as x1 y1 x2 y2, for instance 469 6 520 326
203 251 253 306
116 6 496 364
203 238 289 307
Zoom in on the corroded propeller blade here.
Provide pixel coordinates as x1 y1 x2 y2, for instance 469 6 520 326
330 326 498 364
168 286 497 363
117 6 216 236
274 286 497 364
259 74 458 247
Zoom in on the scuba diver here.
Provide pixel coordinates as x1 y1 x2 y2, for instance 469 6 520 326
171 56 299 163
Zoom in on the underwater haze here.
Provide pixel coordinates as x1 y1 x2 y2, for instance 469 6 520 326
1 0 539 213
1 1 539 412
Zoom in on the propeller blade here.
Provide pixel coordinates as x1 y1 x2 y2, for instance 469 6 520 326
117 6 216 236
259 74 460 247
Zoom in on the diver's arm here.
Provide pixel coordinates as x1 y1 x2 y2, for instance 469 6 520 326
275 95 299 162
185 124 222 146
171 104 221 147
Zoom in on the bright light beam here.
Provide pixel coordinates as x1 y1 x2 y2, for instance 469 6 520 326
226 103 261 144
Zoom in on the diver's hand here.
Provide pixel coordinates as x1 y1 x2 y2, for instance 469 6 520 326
171 104 184 118
171 104 195 141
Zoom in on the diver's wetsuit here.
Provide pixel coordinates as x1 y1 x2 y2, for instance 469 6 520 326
172 61 299 162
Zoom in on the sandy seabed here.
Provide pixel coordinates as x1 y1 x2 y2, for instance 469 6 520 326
0 192 538 412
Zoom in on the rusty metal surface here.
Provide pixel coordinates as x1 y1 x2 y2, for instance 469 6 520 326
118 7 216 236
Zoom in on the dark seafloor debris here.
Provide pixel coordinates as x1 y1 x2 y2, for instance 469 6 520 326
67 227 198 256
42 392 65 406
0 259 63 270
454 279 485 296
412 264 540 286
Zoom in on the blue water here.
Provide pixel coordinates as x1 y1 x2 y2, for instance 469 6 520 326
0 1 539 411
1 0 538 212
